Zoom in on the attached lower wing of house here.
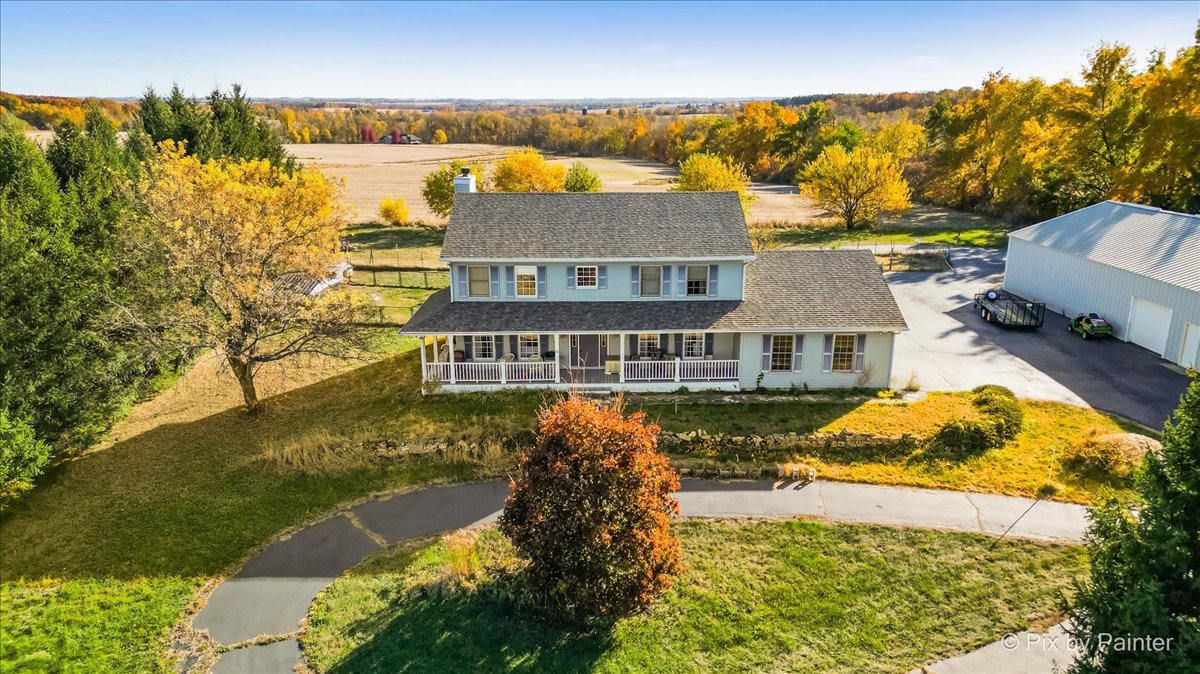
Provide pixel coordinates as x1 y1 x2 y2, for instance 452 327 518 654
402 189 908 392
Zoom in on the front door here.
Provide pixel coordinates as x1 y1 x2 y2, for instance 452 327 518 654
571 334 602 367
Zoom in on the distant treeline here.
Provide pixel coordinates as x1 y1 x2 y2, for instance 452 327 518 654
3 32 1196 221
0 91 137 129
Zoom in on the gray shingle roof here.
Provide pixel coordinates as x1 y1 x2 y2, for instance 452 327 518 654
440 192 754 260
1009 201 1200 292
402 250 906 333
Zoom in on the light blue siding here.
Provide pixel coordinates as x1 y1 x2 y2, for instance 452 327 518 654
737 332 895 389
448 261 746 302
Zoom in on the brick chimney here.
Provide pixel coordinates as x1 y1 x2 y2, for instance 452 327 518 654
453 167 476 193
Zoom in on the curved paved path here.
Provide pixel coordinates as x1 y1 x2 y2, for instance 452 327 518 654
193 479 1089 673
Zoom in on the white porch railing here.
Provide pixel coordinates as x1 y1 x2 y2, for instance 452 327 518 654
425 359 738 385
423 361 556 383
624 359 739 382
623 360 677 381
506 361 556 382
453 362 503 382
680 359 739 380
425 362 452 381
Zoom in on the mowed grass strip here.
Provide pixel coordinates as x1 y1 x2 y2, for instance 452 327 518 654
303 520 1087 674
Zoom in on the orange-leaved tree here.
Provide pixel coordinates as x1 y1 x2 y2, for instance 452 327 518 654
499 395 683 623
139 142 369 410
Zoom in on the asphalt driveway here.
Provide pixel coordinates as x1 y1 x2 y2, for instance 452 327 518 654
887 247 1190 428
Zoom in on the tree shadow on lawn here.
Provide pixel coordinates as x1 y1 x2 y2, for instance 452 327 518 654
343 224 445 250
0 352 541 581
328 589 612 674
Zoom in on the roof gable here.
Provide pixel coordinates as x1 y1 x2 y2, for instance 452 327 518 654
440 192 754 260
1009 201 1200 292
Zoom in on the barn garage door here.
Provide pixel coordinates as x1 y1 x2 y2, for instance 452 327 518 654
1129 298 1172 356
1181 323 1200 370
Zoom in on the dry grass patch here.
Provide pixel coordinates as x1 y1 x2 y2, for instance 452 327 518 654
811 398 1140 503
820 392 979 437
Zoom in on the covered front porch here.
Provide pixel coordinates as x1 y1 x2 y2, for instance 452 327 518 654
417 332 741 391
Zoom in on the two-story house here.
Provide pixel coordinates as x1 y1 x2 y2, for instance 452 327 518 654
402 179 907 392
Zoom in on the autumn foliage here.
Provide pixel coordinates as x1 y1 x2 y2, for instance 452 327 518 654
499 395 683 623
139 142 367 409
490 147 566 192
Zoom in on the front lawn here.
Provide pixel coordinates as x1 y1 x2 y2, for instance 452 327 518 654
0 348 1134 671
2 358 1133 581
304 520 1087 673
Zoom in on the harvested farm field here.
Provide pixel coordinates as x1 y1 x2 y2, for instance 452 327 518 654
284 142 824 225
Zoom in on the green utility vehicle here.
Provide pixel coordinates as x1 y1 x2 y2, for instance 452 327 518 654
1068 313 1114 340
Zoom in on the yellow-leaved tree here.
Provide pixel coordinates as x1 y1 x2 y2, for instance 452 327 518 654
800 145 911 230
139 142 369 410
490 147 566 192
378 196 409 225
671 152 757 215
431 129 448 144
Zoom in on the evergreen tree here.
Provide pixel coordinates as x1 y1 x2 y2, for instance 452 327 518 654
1068 377 1200 672
135 84 291 168
0 113 173 495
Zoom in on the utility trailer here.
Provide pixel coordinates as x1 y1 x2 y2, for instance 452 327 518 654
974 288 1045 329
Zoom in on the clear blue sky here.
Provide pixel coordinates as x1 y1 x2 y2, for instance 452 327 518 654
1 1 1195 99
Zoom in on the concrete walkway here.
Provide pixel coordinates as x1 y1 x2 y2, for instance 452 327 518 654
192 480 1089 673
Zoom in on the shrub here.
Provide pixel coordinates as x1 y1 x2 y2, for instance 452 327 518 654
431 129 447 144
972 390 1024 440
970 384 1016 397
499 395 683 623
1 411 52 501
378 196 409 225
1064 430 1158 478
563 161 602 192
929 418 999 457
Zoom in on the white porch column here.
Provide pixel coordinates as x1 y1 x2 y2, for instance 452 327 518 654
419 335 428 380
500 336 507 384
674 356 681 383
618 333 626 383
447 335 456 384
553 334 561 383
